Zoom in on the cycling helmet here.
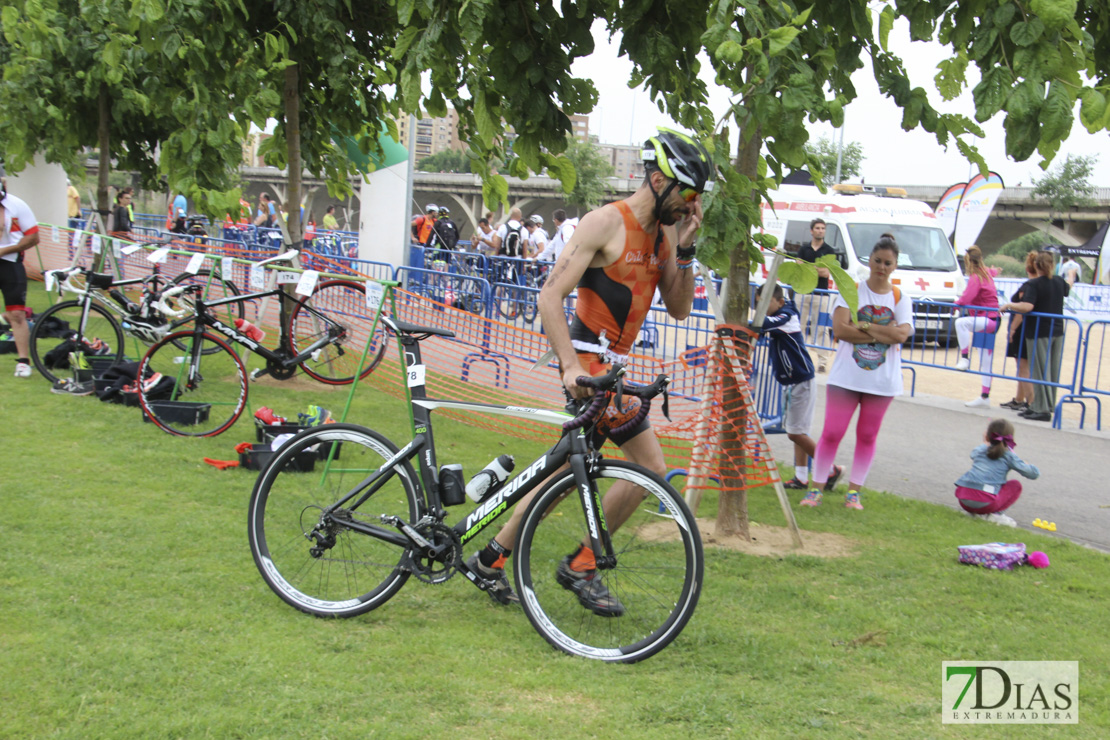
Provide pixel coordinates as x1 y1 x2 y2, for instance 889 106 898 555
438 206 450 216
425 203 438 213
643 128 714 192
529 215 544 226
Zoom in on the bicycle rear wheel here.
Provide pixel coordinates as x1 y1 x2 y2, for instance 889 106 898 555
514 460 703 663
288 279 385 384
138 330 247 437
29 300 126 384
248 424 421 617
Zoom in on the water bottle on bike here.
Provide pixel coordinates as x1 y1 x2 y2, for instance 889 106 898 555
465 455 515 503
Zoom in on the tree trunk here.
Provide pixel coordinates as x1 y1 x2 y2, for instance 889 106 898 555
96 83 111 230
714 119 763 541
283 63 302 248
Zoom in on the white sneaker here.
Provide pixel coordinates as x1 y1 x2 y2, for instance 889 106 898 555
14 362 32 378
955 356 971 371
984 513 1018 527
965 397 990 409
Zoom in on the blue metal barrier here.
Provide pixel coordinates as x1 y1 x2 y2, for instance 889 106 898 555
1057 319 1108 430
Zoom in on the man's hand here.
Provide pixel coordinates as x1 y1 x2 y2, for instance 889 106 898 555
676 197 704 247
562 361 594 399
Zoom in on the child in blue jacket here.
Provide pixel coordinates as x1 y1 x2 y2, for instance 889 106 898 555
755 283 843 491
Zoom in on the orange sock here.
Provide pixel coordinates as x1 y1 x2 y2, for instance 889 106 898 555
570 545 596 572
491 554 508 569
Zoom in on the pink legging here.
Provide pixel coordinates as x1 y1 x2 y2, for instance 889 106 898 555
812 385 894 488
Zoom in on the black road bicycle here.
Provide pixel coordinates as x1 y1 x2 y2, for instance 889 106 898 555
138 251 389 436
30 241 240 384
247 317 703 662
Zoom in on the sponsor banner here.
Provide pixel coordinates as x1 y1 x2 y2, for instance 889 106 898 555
935 182 966 238
952 172 1004 254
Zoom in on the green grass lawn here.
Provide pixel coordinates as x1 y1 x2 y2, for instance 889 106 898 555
2 282 1108 738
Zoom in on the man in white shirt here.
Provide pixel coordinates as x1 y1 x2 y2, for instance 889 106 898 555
524 215 548 259
0 188 40 377
492 207 526 258
473 217 496 255
1058 251 1083 285
536 208 578 262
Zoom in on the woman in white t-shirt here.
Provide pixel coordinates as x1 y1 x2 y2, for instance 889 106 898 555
802 234 914 510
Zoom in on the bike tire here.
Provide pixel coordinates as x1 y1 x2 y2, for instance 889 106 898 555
29 300 126 385
288 279 385 384
248 424 421 618
138 330 247 437
513 460 703 663
169 269 244 354
494 285 520 320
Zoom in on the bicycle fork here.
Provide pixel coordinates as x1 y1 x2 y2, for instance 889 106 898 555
569 450 617 570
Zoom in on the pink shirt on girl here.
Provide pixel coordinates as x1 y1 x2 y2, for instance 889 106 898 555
954 273 999 318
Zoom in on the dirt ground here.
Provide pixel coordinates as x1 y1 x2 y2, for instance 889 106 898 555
639 517 859 559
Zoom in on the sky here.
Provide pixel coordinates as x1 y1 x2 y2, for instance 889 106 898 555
572 19 1110 188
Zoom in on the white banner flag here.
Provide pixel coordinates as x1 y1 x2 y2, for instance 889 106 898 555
934 182 966 238
953 172 1004 255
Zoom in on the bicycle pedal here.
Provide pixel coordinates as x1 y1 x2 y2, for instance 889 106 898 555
249 368 270 381
310 349 322 362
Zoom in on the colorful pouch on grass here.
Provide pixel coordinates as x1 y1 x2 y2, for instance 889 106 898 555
957 542 1026 570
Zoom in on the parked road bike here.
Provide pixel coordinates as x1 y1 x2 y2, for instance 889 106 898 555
247 317 704 662
29 238 239 384
138 250 389 437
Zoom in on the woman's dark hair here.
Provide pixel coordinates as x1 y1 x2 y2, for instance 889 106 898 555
870 232 899 259
326 205 335 214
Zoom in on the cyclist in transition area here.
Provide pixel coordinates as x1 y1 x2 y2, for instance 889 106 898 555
467 127 714 614
0 185 40 378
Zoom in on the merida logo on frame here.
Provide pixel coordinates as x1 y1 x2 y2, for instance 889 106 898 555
942 661 1078 724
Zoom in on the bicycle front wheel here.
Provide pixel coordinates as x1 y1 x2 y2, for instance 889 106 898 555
514 460 703 663
248 424 421 618
288 279 385 384
29 300 125 384
138 330 247 437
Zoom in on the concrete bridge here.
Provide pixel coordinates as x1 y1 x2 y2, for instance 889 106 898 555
170 166 1110 249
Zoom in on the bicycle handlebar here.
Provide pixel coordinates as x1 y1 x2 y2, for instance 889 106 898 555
150 285 191 319
561 365 671 433
254 249 300 268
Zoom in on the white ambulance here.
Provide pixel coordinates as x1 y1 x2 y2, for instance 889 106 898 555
757 183 965 344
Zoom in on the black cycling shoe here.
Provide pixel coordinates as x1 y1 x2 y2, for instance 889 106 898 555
783 477 808 490
466 554 519 605
556 556 625 617
824 465 845 492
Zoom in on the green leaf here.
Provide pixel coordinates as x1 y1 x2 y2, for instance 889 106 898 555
393 27 419 59
971 66 1013 122
777 260 818 294
1030 0 1076 32
821 256 858 320
1040 80 1073 144
473 92 496 149
1079 89 1106 133
1010 19 1045 47
765 27 799 57
934 55 967 101
715 40 743 64
878 5 895 51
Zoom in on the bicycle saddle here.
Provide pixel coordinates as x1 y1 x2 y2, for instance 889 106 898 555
380 316 455 339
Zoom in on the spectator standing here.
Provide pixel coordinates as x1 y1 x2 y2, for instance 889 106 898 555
952 245 1001 408
428 206 460 257
1001 251 1069 422
321 205 339 231
111 189 134 235
804 234 914 510
492 207 526 258
537 208 578 263
1058 251 1082 285
753 282 844 491
0 186 40 378
795 217 835 373
66 180 82 229
410 203 437 245
525 215 548 259
255 193 276 228
999 253 1040 413
473 218 496 255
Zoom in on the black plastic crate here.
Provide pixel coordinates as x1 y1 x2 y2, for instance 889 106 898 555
142 401 211 426
239 443 317 472
256 421 340 460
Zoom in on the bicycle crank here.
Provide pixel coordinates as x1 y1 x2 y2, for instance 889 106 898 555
409 521 462 585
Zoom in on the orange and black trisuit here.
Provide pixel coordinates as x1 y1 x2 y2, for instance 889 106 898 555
567 200 670 445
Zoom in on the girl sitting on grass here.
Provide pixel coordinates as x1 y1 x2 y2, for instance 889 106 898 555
954 418 1040 527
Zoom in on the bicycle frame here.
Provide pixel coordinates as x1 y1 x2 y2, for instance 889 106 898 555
314 326 618 575
187 287 342 370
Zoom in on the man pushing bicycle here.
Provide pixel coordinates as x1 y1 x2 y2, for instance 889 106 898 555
467 128 715 615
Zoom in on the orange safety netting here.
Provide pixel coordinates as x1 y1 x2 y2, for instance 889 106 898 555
30 228 782 495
